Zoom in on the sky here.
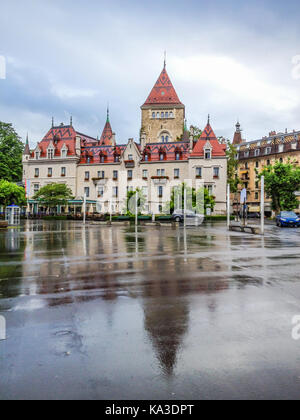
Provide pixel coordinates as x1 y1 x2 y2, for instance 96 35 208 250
1 0 300 147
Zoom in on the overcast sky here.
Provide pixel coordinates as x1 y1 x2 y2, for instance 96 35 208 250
1 0 300 147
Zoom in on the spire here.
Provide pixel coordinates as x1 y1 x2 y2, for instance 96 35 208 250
233 120 243 145
23 132 30 155
208 114 210 125
142 65 182 106
106 104 110 122
52 117 54 128
70 116 73 126
100 109 114 145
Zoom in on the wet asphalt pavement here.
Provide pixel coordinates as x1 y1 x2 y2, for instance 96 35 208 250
1 220 300 400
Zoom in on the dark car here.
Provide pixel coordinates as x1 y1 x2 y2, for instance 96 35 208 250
276 211 300 227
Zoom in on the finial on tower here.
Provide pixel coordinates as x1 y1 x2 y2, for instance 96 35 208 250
52 117 54 128
26 132 29 144
164 51 166 69
70 116 73 126
208 114 210 125
107 104 110 123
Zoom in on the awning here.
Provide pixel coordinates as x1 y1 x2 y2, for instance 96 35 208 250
249 206 260 212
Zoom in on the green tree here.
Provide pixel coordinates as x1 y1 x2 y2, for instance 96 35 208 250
123 188 146 216
190 125 203 140
0 179 26 208
259 160 300 213
33 183 74 212
226 140 240 193
0 122 24 182
166 183 215 215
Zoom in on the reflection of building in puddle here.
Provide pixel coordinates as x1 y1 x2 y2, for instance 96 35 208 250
4 229 20 251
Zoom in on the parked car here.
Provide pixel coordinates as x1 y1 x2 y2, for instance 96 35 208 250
276 211 300 227
171 209 205 225
248 212 261 219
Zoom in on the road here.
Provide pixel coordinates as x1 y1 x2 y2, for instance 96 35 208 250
0 220 300 400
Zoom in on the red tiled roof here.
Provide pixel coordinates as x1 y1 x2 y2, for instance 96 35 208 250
79 145 126 164
191 122 226 157
141 142 190 161
100 120 113 145
36 125 77 157
143 66 182 106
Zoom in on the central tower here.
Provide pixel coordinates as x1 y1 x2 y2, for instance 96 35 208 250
141 62 185 144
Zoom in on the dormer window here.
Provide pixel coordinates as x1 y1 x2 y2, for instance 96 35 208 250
35 151 40 160
255 149 260 157
265 147 272 154
128 154 133 161
114 154 120 163
48 149 54 159
205 149 211 159
159 152 166 161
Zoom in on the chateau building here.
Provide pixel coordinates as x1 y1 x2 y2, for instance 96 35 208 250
233 122 300 215
23 63 227 215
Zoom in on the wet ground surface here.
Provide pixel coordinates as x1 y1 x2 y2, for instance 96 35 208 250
0 220 300 400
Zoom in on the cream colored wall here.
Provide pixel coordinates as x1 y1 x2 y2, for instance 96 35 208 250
23 158 78 198
141 107 185 143
189 157 227 214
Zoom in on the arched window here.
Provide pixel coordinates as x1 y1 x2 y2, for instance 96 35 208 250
161 135 165 143
152 112 155 119
170 111 173 118
159 152 165 161
175 152 181 161
156 112 160 119
165 112 169 118
161 112 164 118
165 135 169 142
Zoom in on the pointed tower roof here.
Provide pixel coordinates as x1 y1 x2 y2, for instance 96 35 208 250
23 133 30 155
142 64 183 107
233 121 243 145
191 118 226 157
99 107 114 145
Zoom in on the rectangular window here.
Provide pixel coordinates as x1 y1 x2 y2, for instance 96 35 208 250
213 167 219 178
84 187 90 198
34 184 39 193
128 154 133 161
196 167 202 178
157 169 161 176
113 170 118 180
142 186 148 198
61 167 66 176
256 161 259 168
113 187 118 197
85 171 89 180
205 149 211 159
48 168 52 177
48 149 54 159
158 186 163 198
255 181 259 189
143 169 148 179
174 168 180 178
205 185 213 196
98 171 105 179
255 149 260 156
97 186 104 197
127 170 133 179
255 192 259 200
35 168 39 177
244 151 249 158
61 150 67 158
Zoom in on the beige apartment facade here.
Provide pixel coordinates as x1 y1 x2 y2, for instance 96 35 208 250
232 122 300 215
